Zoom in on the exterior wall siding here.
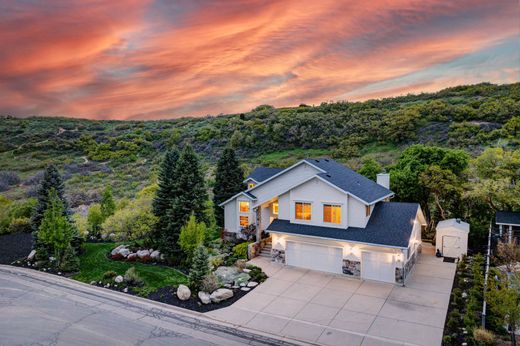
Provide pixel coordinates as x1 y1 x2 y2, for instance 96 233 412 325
224 200 237 232
347 196 369 228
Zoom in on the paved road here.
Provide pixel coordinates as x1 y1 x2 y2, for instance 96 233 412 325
0 266 300 346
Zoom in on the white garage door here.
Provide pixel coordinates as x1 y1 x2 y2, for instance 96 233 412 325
442 235 461 258
286 242 343 274
361 252 395 283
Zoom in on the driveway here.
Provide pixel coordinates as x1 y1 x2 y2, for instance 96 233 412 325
0 266 299 346
206 245 456 346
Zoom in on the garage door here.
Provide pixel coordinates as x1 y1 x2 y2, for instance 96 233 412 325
442 236 461 258
286 241 343 274
361 252 395 283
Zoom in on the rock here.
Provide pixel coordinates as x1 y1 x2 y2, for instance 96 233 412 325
123 287 128 293
114 275 124 283
224 283 231 288
111 245 125 256
57 272 62 275
90 281 96 285
239 282 246 287
101 234 107 240
27 250 36 261
119 248 130 257
240 287 251 292
234 273 251 286
214 266 240 284
198 291 211 304
232 285 239 289
150 250 161 260
176 284 191 301
109 233 116 240
247 281 258 288
127 253 137 261
242 268 251 273
210 288 234 303
136 250 150 258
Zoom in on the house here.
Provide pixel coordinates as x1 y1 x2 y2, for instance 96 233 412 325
495 211 520 244
220 158 426 284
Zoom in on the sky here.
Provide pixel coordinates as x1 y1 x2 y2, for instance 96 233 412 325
0 0 518 120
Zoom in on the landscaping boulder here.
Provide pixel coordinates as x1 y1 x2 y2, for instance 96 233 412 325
136 250 150 258
240 287 251 292
234 273 250 286
214 266 240 284
210 288 234 303
150 250 161 260
114 275 124 283
127 253 137 261
198 291 211 305
176 285 191 301
247 281 258 288
119 248 130 258
27 250 36 261
111 245 125 256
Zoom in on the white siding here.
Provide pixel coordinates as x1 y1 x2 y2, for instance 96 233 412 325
251 163 321 207
278 192 290 220
347 196 369 228
288 178 348 228
224 200 236 232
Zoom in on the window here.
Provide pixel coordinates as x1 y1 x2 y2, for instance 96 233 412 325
239 216 249 227
295 202 311 220
323 204 341 224
239 201 250 213
365 205 371 217
248 183 255 189
272 202 279 215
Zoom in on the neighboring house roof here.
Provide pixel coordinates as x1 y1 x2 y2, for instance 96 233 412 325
303 158 393 204
245 167 284 183
436 219 470 233
496 211 520 226
267 202 421 248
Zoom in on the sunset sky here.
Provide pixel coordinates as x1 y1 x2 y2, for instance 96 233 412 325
1 0 518 120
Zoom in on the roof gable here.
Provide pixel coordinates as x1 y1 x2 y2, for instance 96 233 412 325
245 167 284 183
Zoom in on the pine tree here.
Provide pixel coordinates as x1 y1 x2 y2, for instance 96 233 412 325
213 148 245 227
188 245 209 291
161 145 207 262
37 188 75 267
100 186 116 220
31 165 70 240
152 149 179 238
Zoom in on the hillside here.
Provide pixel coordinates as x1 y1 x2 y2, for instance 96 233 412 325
0 82 518 207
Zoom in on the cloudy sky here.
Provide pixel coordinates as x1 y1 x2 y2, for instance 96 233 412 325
1 0 518 120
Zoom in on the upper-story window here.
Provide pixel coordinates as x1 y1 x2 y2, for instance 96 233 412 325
323 204 341 224
272 202 279 215
365 205 371 217
295 202 312 221
239 201 250 213
248 183 255 189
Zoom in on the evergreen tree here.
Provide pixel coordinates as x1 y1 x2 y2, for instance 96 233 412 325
100 186 116 220
37 188 75 268
152 149 179 238
213 148 245 227
31 165 68 234
178 213 206 265
162 145 207 262
188 245 209 291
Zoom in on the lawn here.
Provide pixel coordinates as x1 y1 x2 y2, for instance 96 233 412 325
73 243 187 295
253 148 332 167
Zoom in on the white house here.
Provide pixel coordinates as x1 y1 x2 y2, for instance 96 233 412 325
220 158 426 284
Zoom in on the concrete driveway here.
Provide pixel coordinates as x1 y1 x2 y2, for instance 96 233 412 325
206 246 456 346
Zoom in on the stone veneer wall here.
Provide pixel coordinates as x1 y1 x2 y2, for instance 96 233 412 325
342 259 361 277
271 249 285 264
395 249 419 283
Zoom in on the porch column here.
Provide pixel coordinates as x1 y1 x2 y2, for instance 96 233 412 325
499 224 503 237
509 225 513 243
256 206 262 241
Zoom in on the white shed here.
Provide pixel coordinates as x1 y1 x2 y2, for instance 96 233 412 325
436 219 470 258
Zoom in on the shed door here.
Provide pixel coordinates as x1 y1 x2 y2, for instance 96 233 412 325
361 252 395 283
286 241 343 274
442 235 461 258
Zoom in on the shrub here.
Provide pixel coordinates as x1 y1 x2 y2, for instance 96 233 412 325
209 255 225 269
232 242 250 259
473 328 495 345
103 271 118 280
442 336 452 344
8 217 31 234
178 214 206 265
188 246 209 291
59 246 80 272
87 204 104 238
0 171 20 187
246 265 268 283
124 267 143 286
200 273 221 293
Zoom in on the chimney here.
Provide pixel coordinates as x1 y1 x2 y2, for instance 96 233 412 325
376 173 390 189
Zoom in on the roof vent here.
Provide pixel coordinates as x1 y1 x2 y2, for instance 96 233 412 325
324 159 329 162
326 174 331 178
314 159 320 162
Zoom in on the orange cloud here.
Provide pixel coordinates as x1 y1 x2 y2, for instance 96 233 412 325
0 0 518 119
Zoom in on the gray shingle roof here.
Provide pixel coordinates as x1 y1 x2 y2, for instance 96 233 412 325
496 211 520 226
246 167 284 183
267 202 419 248
304 158 393 203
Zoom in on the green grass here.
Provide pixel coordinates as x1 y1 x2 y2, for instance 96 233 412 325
73 243 187 295
254 148 332 167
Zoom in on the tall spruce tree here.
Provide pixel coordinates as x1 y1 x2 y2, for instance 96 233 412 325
31 165 69 235
213 148 245 227
161 145 207 262
152 149 179 240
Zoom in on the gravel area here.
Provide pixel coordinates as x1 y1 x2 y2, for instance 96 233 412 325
0 233 33 264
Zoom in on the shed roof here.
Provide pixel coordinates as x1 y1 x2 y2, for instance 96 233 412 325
436 219 470 233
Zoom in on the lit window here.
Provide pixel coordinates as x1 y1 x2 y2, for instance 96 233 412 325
365 205 371 217
272 202 279 215
295 202 311 220
248 183 255 189
239 201 250 213
239 216 249 227
323 204 341 224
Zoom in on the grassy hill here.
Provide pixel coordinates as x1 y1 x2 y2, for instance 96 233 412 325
0 82 518 207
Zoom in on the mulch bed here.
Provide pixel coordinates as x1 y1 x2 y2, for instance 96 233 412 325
148 286 253 312
0 232 33 264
